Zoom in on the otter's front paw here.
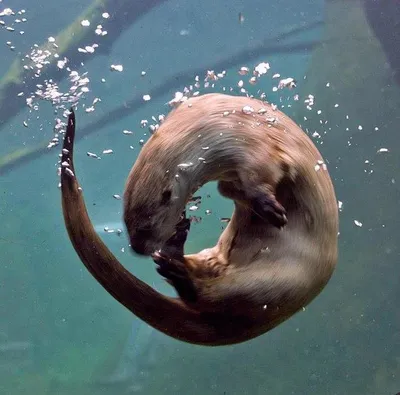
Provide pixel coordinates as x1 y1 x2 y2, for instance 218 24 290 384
152 252 197 303
161 214 191 258
252 193 287 228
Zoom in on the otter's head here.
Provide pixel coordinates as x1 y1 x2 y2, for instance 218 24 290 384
123 160 191 256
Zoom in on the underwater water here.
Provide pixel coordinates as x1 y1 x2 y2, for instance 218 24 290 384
0 0 399 394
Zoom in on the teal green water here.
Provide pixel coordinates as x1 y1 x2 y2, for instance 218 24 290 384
1 1 399 394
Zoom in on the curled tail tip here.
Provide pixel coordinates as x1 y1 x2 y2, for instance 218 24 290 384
66 108 76 141
61 108 77 182
62 109 75 151
69 106 75 120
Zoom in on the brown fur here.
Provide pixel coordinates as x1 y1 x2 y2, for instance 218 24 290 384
61 93 338 346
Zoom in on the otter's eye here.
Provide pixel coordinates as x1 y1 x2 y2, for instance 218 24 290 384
161 190 172 205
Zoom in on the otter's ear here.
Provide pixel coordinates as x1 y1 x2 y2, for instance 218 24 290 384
251 191 288 228
161 189 172 205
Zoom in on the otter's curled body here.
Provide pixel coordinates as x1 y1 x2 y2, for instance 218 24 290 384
61 93 338 346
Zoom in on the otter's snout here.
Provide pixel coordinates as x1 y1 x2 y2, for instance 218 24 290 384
130 240 150 256
128 228 159 256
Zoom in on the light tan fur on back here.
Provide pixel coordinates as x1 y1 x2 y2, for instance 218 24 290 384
61 93 339 346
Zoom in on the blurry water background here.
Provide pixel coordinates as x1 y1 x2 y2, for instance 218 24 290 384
0 0 399 394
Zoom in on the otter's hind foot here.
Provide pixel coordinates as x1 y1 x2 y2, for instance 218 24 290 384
218 181 287 228
251 192 287 228
152 252 197 303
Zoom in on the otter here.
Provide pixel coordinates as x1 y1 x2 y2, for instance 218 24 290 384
60 93 338 346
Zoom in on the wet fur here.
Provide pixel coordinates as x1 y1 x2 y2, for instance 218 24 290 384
61 93 338 346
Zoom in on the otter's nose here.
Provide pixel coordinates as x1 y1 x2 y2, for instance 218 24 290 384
129 228 154 256
130 242 148 256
